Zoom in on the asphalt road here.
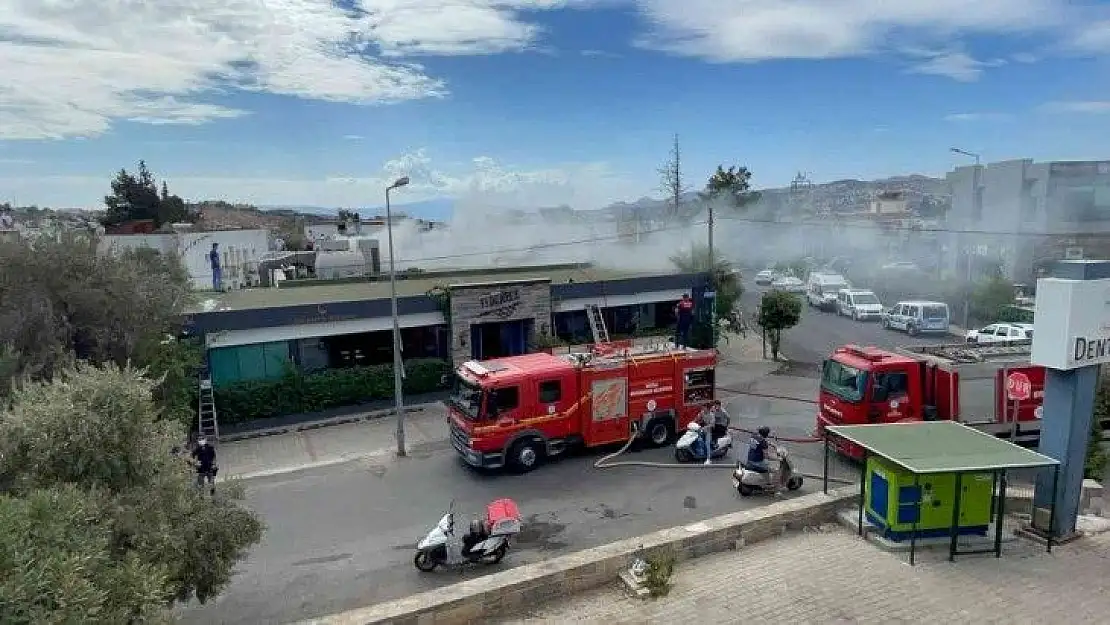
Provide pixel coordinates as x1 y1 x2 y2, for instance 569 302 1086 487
178 397 856 625
738 281 954 366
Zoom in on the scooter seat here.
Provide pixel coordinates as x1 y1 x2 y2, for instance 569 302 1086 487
743 463 770 473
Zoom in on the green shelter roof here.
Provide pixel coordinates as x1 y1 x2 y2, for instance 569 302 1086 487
826 421 1060 474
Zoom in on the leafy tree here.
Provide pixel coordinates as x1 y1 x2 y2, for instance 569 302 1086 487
969 275 1015 325
702 165 760 208
103 161 192 228
0 365 264 616
670 244 743 347
0 485 171 625
0 234 198 422
757 290 802 360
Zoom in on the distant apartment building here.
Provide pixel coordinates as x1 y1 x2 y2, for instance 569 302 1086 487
868 190 910 216
945 159 1110 282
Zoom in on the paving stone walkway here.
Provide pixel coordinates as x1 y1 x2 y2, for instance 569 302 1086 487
502 526 1110 624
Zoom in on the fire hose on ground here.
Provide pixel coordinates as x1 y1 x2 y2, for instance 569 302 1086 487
592 422 856 485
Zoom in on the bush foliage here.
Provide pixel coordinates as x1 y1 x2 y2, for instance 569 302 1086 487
0 365 264 621
215 358 451 424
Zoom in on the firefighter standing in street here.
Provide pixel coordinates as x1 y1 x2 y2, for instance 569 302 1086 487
192 437 218 495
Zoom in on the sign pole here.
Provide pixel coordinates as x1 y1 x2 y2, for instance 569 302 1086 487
1030 260 1109 538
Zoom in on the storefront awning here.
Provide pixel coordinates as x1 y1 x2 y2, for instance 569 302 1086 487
553 288 687 313
205 311 446 349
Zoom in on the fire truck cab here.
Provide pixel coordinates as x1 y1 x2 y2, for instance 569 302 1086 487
446 342 717 472
816 342 1046 459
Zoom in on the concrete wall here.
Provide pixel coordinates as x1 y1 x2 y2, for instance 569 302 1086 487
448 279 552 364
306 487 858 625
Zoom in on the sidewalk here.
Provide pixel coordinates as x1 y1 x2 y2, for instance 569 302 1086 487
218 406 448 481
501 526 1110 624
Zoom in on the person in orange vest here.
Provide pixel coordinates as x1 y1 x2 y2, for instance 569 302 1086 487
674 293 695 347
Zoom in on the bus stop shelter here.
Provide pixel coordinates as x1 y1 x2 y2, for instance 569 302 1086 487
823 421 1061 565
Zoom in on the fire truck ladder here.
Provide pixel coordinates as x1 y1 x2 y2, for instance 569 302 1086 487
197 377 220 442
926 343 1031 364
585 304 610 344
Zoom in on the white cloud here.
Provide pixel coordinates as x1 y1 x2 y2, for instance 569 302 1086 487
1038 101 1110 114
632 0 1064 78
943 112 1011 122
1069 20 1110 53
0 1 576 140
0 150 646 212
907 51 1003 82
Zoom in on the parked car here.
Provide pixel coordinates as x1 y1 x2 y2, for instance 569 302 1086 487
836 289 883 321
770 276 806 293
755 269 776 286
965 323 1033 344
881 300 950 336
806 272 850 311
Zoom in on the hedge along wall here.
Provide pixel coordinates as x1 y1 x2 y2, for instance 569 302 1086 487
214 358 451 425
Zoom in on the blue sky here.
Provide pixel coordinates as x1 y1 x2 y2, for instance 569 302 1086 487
3 0 1110 218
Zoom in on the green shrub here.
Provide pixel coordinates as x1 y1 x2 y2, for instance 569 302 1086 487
643 548 677 598
1087 376 1110 480
214 358 450 424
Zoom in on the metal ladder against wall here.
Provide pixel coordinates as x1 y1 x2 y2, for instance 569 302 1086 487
197 378 220 442
585 304 610 344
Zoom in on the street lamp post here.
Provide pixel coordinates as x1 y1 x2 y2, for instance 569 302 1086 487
950 147 981 330
386 176 410 457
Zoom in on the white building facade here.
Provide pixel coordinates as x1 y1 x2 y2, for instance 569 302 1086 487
945 159 1110 282
100 228 273 291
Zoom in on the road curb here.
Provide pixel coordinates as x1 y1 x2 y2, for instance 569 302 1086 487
219 451 397 482
221 404 437 443
294 486 858 625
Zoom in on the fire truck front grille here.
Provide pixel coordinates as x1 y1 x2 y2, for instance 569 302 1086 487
450 421 470 450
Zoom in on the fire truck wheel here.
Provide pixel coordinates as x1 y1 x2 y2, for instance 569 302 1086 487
646 420 673 448
509 440 542 473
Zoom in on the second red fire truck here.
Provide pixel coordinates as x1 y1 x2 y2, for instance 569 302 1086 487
816 341 1048 459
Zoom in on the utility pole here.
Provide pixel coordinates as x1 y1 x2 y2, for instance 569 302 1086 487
385 176 410 457
950 148 981 330
707 197 717 348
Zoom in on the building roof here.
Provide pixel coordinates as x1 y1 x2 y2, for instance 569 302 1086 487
826 422 1058 474
186 265 671 313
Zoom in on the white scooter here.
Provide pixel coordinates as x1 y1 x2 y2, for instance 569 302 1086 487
732 445 804 496
674 421 733 462
413 498 523 572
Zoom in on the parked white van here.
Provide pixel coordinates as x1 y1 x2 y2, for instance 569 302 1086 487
836 289 883 321
806 272 850 311
882 300 950 336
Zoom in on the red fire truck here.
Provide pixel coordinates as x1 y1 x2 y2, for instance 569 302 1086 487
815 342 1047 459
446 342 717 472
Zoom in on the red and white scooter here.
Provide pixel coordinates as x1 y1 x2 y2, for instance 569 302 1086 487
414 498 523 572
